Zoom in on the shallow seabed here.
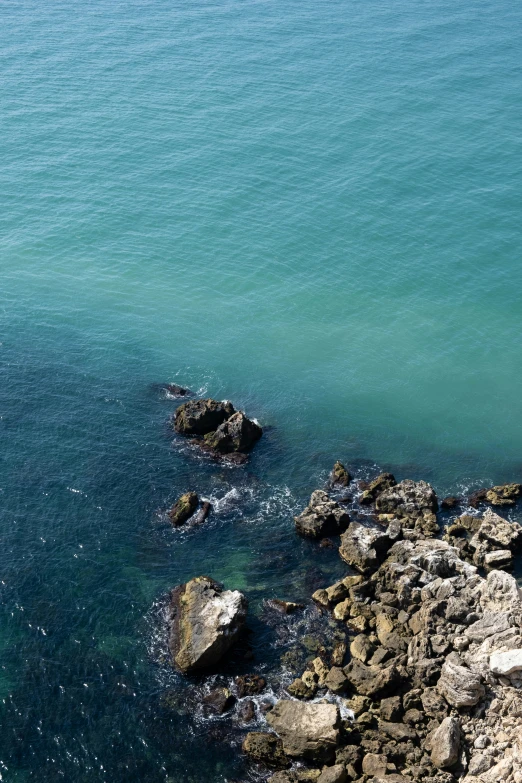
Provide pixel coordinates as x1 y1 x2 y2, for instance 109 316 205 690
1 0 522 779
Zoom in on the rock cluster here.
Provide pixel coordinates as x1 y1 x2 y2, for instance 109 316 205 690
173 398 262 460
295 491 350 539
242 475 522 783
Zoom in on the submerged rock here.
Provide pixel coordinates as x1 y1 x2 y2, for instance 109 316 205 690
202 686 236 714
168 491 199 526
266 700 340 762
295 490 349 539
165 383 193 397
174 398 235 436
329 461 351 488
168 576 247 672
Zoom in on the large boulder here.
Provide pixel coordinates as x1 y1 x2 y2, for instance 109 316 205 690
375 479 438 517
204 410 262 453
242 732 290 768
174 398 235 436
428 716 461 769
339 520 400 573
295 491 350 539
485 483 522 506
168 576 247 672
266 700 340 762
436 659 484 707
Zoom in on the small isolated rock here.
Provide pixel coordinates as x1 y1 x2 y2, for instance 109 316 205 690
164 383 192 397
238 699 256 723
317 764 347 783
428 716 461 769
268 599 304 614
266 700 340 762
330 461 351 487
169 576 247 672
295 490 350 539
242 732 290 768
235 674 266 697
204 410 263 453
169 491 199 526
490 648 522 676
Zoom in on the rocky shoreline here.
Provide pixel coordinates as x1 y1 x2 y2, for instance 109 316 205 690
160 393 522 783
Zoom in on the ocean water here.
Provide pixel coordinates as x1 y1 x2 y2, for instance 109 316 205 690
1 0 522 779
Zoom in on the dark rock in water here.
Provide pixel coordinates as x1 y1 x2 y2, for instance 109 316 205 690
319 538 335 549
330 461 351 487
468 487 488 508
242 732 290 769
165 383 193 397
485 482 522 506
202 686 236 714
295 490 350 539
192 500 212 525
174 398 235 436
359 473 397 505
267 599 304 614
169 491 198 526
238 699 256 723
204 410 263 454
235 673 266 698
441 496 460 510
168 576 247 673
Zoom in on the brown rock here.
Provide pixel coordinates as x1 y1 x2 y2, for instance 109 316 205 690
169 491 199 526
242 732 290 768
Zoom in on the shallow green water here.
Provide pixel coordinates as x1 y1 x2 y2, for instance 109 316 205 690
1 0 522 779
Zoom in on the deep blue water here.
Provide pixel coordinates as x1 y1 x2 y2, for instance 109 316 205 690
1 0 522 780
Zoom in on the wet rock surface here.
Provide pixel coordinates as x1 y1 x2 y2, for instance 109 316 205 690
173 397 262 459
168 576 247 672
168 491 199 526
295 490 350 539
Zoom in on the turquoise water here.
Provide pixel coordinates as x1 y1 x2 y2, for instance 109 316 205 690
1 0 522 779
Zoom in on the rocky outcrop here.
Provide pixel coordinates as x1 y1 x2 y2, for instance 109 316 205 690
168 491 199 526
168 576 247 672
339 520 400 573
485 482 522 506
266 701 340 762
375 478 438 518
173 397 262 458
330 461 351 488
359 472 396 505
295 491 349 538
174 398 235 436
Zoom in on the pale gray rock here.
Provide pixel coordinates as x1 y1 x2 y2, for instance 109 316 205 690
490 648 522 675
266 700 340 762
479 569 521 612
465 611 512 642
339 520 399 573
375 478 438 517
428 716 461 769
437 659 484 707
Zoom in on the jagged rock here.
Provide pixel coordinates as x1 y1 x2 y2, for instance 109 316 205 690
324 666 348 693
169 491 199 526
427 716 461 769
266 700 340 762
295 491 350 539
479 569 521 612
375 479 438 517
441 496 459 509
380 696 402 721
465 612 512 642
339 521 399 573
359 473 397 505
204 410 262 453
490 649 522 675
169 576 247 672
242 732 290 768
330 461 351 487
343 660 400 698
484 549 513 571
486 482 522 506
436 659 484 707
235 674 266 697
469 508 521 560
202 687 236 714
174 398 235 436
317 764 347 783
